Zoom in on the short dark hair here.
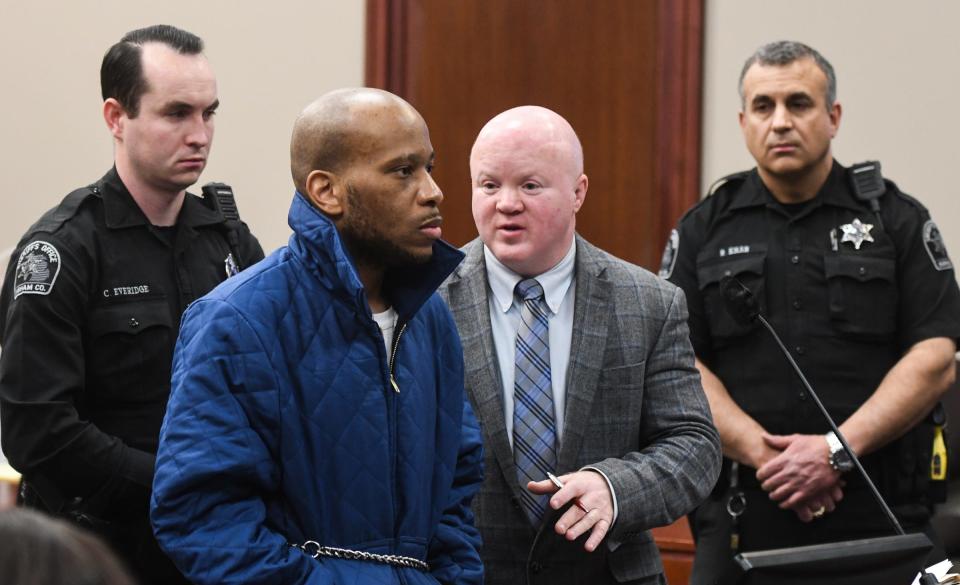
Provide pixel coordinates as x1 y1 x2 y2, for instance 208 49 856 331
738 40 837 109
100 24 204 118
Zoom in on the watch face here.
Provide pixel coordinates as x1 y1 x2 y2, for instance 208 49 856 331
832 449 854 472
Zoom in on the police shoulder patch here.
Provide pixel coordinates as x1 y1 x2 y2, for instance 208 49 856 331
922 220 953 272
14 240 62 299
658 229 680 279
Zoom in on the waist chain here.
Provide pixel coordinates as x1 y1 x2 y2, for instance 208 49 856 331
292 541 430 572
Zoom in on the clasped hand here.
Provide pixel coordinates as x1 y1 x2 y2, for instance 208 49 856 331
755 433 844 522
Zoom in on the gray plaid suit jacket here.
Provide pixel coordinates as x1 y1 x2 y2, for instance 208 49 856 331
439 236 721 585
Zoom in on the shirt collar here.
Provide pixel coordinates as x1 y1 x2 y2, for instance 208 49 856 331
100 166 224 229
483 239 576 315
729 160 861 214
101 167 150 229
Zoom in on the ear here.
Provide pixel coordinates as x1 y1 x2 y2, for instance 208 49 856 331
828 101 842 138
305 170 345 218
572 173 588 213
103 98 126 140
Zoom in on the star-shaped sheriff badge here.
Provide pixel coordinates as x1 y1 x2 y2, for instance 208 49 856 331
840 218 875 250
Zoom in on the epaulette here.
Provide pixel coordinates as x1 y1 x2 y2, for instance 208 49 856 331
676 169 751 225
883 177 928 212
707 170 751 197
849 161 928 215
25 185 98 236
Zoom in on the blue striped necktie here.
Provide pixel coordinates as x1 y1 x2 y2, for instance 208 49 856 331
512 278 557 524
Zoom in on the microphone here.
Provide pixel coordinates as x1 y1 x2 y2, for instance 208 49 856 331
719 276 940 583
719 275 760 325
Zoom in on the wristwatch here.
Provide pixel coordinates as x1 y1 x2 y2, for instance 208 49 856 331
825 431 854 473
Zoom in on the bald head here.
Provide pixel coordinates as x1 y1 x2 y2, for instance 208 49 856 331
470 105 584 180
470 105 588 276
290 88 423 193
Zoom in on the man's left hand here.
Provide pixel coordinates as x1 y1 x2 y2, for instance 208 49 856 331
527 470 614 552
756 433 841 509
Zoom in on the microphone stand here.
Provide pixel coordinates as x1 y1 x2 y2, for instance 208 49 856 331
756 315 939 584
719 276 938 583
755 314 905 536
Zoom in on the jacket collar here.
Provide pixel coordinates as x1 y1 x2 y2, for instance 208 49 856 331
99 166 224 230
729 159 863 214
287 191 464 322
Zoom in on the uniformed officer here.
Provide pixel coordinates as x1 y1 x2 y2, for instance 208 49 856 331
661 40 960 584
0 25 263 584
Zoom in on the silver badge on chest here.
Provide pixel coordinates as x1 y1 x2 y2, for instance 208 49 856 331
224 253 239 277
839 218 874 250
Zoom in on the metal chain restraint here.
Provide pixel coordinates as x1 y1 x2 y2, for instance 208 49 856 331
293 541 430 572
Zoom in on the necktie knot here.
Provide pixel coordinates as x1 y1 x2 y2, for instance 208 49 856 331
515 278 545 303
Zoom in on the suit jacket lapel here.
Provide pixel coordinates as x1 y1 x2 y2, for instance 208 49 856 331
557 236 612 472
445 240 525 497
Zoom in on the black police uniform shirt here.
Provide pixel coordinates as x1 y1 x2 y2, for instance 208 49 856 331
662 160 960 495
0 167 264 515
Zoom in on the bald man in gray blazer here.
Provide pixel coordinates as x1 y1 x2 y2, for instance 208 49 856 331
439 106 721 585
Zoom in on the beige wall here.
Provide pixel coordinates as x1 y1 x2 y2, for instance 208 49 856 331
3 3 957 270
0 2 365 257
702 0 960 269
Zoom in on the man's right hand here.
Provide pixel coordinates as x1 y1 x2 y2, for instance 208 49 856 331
788 483 845 522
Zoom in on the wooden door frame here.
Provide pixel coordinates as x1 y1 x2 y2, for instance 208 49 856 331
365 0 703 241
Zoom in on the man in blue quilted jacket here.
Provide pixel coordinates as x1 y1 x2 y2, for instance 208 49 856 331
150 88 484 584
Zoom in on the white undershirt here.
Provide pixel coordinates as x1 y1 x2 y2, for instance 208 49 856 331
372 307 398 356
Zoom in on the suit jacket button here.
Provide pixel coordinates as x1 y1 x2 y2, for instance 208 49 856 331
529 561 543 574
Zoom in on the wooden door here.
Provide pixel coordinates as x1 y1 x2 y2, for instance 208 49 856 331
366 0 702 270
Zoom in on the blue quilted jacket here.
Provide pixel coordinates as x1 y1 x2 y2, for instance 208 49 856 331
151 192 483 584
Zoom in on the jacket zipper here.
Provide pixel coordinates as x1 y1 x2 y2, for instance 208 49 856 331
388 322 407 393
385 320 406 567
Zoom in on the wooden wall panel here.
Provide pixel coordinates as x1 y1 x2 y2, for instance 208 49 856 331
367 0 701 270
367 4 701 577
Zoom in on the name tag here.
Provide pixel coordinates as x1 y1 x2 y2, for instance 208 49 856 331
103 284 151 298
719 245 750 257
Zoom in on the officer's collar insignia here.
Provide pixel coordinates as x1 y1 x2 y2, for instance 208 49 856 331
839 218 874 250
13 240 61 299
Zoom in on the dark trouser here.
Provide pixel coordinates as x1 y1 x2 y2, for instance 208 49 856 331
98 513 191 585
689 487 943 585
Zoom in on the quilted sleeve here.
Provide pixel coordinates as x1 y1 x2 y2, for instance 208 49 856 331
428 396 484 585
150 298 332 584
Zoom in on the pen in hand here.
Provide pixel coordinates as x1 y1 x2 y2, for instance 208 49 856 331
547 472 590 513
